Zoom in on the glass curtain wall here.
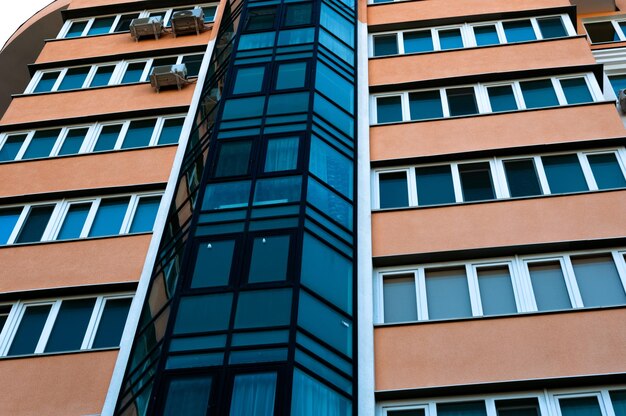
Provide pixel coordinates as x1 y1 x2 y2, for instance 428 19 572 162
115 0 358 414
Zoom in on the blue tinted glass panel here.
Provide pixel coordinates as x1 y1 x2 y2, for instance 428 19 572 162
58 67 90 91
65 21 87 38
278 28 315 45
415 165 455 205
291 370 352 415
542 154 588 193
246 7 276 31
588 153 626 189
238 32 276 50
320 4 354 46
377 96 402 123
0 134 27 161
610 391 626 416
173 294 233 334
87 16 115 35
114 13 140 32
92 298 132 348
559 397 602 416
203 181 251 210
89 65 115 87
504 159 542 197
265 137 299 172
45 298 95 352
538 17 567 39
267 92 309 114
163 376 212 416
276 62 306 90
373 35 398 56
477 267 517 316
409 90 443 120
319 29 354 64
0 208 22 244
474 25 500 46
57 203 91 240
404 30 434 53
560 78 593 104
215 141 252 177
234 289 292 329
285 3 312 26
249 235 290 283
129 196 161 233
520 79 559 108
230 373 276 416
233 66 265 94
222 97 265 119
459 162 495 201
8 305 51 356
529 262 572 311
158 118 184 145
383 275 417 323
22 129 60 159
121 62 146 84
88 198 130 237
316 62 353 111
182 55 203 77
488 85 518 112
307 178 352 229
254 176 301 205
572 256 626 307
585 22 618 43
203 6 217 23
314 94 354 137
94 124 122 151
426 268 472 320
33 72 61 93
503 20 536 43
298 291 352 356
191 240 235 288
446 87 478 116
439 28 464 50
379 172 408 208
59 128 89 155
609 75 626 97
438 401 487 416
122 119 156 149
301 233 352 312
16 205 54 243
310 137 352 198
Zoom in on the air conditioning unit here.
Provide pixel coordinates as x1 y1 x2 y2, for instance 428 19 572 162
619 89 626 113
170 6 205 37
129 16 163 41
150 64 188 92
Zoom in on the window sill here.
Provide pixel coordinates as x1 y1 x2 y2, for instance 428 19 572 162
374 303 626 328
373 186 626 214
0 346 120 361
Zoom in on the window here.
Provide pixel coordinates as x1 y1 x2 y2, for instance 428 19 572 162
58 4 218 39
163 375 213 416
214 141 252 177
375 148 626 209
190 240 235 288
284 3 313 27
369 14 574 57
26 53 202 94
265 136 299 172
0 115 184 163
376 248 626 324
276 62 307 90
233 66 265 94
372 73 599 124
608 74 626 97
245 7 277 31
0 294 132 356
230 373 277 416
0 193 162 246
248 235 290 283
558 396 603 416
585 21 622 44
437 401 487 416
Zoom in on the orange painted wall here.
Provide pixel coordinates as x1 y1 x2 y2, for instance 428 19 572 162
367 0 571 27
0 234 151 293
374 308 626 391
0 350 117 416
0 146 174 199
369 37 594 87
68 0 144 9
370 103 625 162
37 30 211 64
372 190 626 258
0 84 194 127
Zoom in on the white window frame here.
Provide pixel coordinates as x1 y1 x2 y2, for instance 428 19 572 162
374 146 626 210
57 3 219 39
0 114 185 163
369 14 575 57
583 16 626 45
0 293 134 357
375 247 626 325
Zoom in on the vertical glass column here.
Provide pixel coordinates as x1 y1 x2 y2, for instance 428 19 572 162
114 0 358 414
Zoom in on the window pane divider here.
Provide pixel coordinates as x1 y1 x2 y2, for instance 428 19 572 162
34 300 61 354
81 199 101 238
579 153 599 191
7 206 29 245
81 296 105 349
14 131 35 161
561 256 584 308
467 264 483 317
114 121 132 150
416 269 428 321
450 163 464 203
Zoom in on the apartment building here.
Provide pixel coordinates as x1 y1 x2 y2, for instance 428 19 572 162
0 0 624 415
